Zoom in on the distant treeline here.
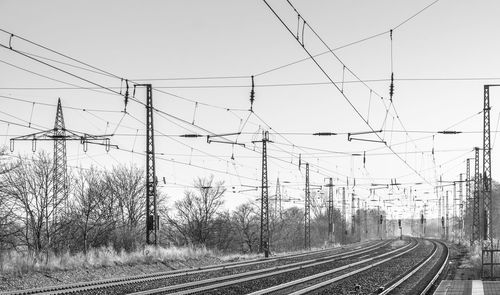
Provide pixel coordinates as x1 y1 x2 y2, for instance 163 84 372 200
0 150 423 259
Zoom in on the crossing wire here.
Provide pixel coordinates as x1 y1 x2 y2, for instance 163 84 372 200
4 76 500 90
262 0 432 185
255 0 441 78
0 13 457 192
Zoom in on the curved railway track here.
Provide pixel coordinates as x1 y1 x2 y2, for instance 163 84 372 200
257 238 448 295
379 239 449 295
0 240 384 295
3 239 448 295
128 239 413 295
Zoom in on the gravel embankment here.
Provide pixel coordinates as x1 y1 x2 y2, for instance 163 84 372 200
75 241 388 295
162 240 410 295
0 257 222 293
0 241 379 294
387 241 446 294
308 239 434 295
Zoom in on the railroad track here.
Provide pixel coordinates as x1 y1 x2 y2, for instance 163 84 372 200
126 239 411 295
122 237 447 295
378 239 449 295
245 238 446 295
0 240 384 295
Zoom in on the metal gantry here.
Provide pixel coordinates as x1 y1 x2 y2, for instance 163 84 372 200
342 187 346 244
257 131 271 257
143 84 158 245
446 190 449 241
351 192 355 236
481 85 500 279
304 163 311 249
459 174 464 243
275 177 282 220
453 183 457 242
473 147 481 243
483 85 492 246
364 201 368 240
466 158 472 245
327 178 334 243
438 189 443 238
357 197 361 241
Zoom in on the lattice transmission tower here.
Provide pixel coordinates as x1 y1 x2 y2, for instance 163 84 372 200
10 98 113 215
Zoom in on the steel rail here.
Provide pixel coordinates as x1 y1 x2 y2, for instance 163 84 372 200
419 240 449 295
378 240 441 295
0 240 382 295
248 238 419 295
131 240 412 295
129 240 398 295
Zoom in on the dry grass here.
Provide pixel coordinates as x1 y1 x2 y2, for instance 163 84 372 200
467 243 482 269
0 241 349 274
0 245 215 274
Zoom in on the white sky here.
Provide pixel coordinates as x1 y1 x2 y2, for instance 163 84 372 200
1 0 500 219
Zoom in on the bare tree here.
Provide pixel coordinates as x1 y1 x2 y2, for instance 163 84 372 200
272 207 304 251
0 152 65 256
105 165 145 229
0 148 21 266
168 176 225 246
71 167 115 253
103 164 145 250
232 202 259 252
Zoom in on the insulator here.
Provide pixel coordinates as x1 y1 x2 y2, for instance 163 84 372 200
389 73 394 99
250 75 255 111
31 138 36 152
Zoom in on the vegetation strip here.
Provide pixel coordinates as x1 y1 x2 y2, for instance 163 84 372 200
0 241 384 295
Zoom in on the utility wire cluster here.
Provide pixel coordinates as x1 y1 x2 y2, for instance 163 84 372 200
0 0 486 217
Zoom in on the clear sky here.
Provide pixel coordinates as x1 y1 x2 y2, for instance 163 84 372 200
1 0 500 219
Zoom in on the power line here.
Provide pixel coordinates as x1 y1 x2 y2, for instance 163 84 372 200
0 59 113 96
0 45 123 97
256 0 441 77
5 76 500 91
263 0 431 185
0 28 122 80
131 75 250 81
0 94 122 113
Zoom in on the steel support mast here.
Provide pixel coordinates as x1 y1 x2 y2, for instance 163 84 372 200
275 177 282 220
438 191 442 238
473 147 481 243
342 187 346 244
446 191 449 240
364 201 368 240
459 174 464 243
466 158 472 244
453 183 457 242
304 163 311 249
143 84 158 245
351 193 355 236
483 85 492 246
327 178 334 243
257 131 271 257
